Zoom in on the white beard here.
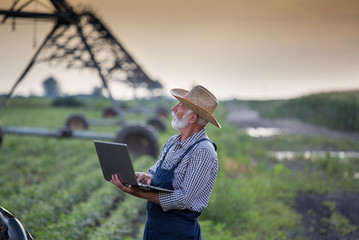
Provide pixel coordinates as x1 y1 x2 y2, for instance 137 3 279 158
171 110 191 130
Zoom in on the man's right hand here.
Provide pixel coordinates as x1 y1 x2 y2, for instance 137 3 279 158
135 172 152 185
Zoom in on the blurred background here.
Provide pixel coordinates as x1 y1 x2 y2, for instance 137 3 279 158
1 0 359 100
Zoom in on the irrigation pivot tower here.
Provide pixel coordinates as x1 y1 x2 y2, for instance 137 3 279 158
0 0 163 111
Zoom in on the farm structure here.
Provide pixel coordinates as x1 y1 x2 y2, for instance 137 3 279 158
0 0 168 158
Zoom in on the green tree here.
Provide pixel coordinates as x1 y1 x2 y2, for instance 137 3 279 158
42 76 61 97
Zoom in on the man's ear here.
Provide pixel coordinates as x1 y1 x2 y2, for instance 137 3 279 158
189 112 198 124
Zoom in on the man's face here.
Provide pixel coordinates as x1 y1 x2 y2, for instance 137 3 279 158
171 102 192 130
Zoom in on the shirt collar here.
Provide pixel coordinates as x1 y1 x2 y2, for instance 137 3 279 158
175 129 207 148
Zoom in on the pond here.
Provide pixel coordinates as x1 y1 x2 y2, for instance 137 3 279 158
269 150 359 179
245 127 282 137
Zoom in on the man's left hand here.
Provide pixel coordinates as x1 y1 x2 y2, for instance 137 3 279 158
110 174 160 204
110 174 142 197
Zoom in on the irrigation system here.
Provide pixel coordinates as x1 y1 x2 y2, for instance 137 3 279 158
0 0 167 158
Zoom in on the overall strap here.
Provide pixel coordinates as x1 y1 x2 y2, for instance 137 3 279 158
172 138 217 170
158 142 176 167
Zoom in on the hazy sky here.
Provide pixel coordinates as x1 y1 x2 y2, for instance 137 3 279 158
1 0 359 100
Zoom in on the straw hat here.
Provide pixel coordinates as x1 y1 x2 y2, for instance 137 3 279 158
170 85 221 128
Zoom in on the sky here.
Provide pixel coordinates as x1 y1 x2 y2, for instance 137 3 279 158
1 0 359 100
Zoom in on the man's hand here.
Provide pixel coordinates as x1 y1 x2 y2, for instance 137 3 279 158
110 174 142 197
110 173 160 204
136 172 152 185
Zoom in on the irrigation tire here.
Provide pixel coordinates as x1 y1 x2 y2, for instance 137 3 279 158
65 114 89 130
146 117 166 132
115 125 159 158
156 105 170 119
103 107 117 118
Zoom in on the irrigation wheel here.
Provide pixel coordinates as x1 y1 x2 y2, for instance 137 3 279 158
115 125 159 158
146 117 166 132
103 107 117 118
65 114 89 130
155 105 170 119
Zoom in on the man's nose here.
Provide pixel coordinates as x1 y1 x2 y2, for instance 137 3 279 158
172 103 179 112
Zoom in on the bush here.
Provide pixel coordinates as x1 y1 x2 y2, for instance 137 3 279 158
250 91 359 133
202 177 253 234
200 220 236 240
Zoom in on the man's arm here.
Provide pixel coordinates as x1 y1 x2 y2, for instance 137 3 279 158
110 174 159 204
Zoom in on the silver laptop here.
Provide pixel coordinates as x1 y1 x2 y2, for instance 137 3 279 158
94 140 173 193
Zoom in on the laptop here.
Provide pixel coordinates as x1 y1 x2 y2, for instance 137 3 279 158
94 140 173 193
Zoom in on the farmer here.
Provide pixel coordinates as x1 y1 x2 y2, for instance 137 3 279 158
110 85 220 239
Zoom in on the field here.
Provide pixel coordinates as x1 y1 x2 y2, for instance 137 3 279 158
1 96 359 239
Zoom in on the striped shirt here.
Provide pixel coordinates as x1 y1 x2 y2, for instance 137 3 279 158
147 129 218 212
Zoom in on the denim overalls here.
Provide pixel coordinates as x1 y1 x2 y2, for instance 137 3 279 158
143 138 217 240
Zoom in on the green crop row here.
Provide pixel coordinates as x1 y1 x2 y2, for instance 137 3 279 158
88 195 147 240
1 157 96 218
0 139 94 196
34 185 123 239
21 169 104 234
0 136 99 202
32 157 153 239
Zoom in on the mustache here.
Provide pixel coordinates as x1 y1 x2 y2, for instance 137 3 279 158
172 111 179 120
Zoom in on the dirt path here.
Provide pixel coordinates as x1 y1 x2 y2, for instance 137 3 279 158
226 103 359 141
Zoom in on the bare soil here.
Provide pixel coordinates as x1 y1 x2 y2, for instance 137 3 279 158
293 192 359 240
226 104 359 240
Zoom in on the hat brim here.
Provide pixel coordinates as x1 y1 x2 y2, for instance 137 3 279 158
170 88 221 128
